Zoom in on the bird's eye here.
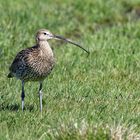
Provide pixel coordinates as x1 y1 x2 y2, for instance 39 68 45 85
44 33 47 35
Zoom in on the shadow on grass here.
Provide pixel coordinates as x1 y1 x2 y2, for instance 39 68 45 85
0 103 34 112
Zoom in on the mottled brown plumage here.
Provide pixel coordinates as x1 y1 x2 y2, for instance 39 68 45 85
8 29 89 111
8 30 55 81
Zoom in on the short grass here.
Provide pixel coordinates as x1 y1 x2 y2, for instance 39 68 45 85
0 0 140 139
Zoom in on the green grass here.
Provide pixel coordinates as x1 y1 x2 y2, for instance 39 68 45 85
0 0 140 139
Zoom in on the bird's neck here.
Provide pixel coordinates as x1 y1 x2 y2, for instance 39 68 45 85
37 41 53 57
38 40 50 48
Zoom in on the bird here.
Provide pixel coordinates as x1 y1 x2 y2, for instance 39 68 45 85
8 29 89 112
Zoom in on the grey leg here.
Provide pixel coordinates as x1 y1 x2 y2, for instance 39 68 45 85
21 80 25 111
39 81 43 112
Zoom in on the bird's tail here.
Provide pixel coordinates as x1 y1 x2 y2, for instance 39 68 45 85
7 73 13 78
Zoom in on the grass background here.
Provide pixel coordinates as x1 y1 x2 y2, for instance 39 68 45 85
0 0 140 139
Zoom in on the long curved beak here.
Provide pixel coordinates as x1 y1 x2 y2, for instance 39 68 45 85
53 35 90 54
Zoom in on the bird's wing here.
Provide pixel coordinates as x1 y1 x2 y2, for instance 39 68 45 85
8 49 28 77
8 46 38 78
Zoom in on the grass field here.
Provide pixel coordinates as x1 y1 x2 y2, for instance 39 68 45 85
0 0 140 139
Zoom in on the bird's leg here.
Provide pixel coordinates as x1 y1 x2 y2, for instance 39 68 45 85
21 80 25 111
39 81 43 112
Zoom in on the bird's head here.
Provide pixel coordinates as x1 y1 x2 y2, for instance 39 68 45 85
36 29 54 41
36 29 90 54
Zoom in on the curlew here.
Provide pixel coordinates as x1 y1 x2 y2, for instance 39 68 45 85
8 29 89 111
